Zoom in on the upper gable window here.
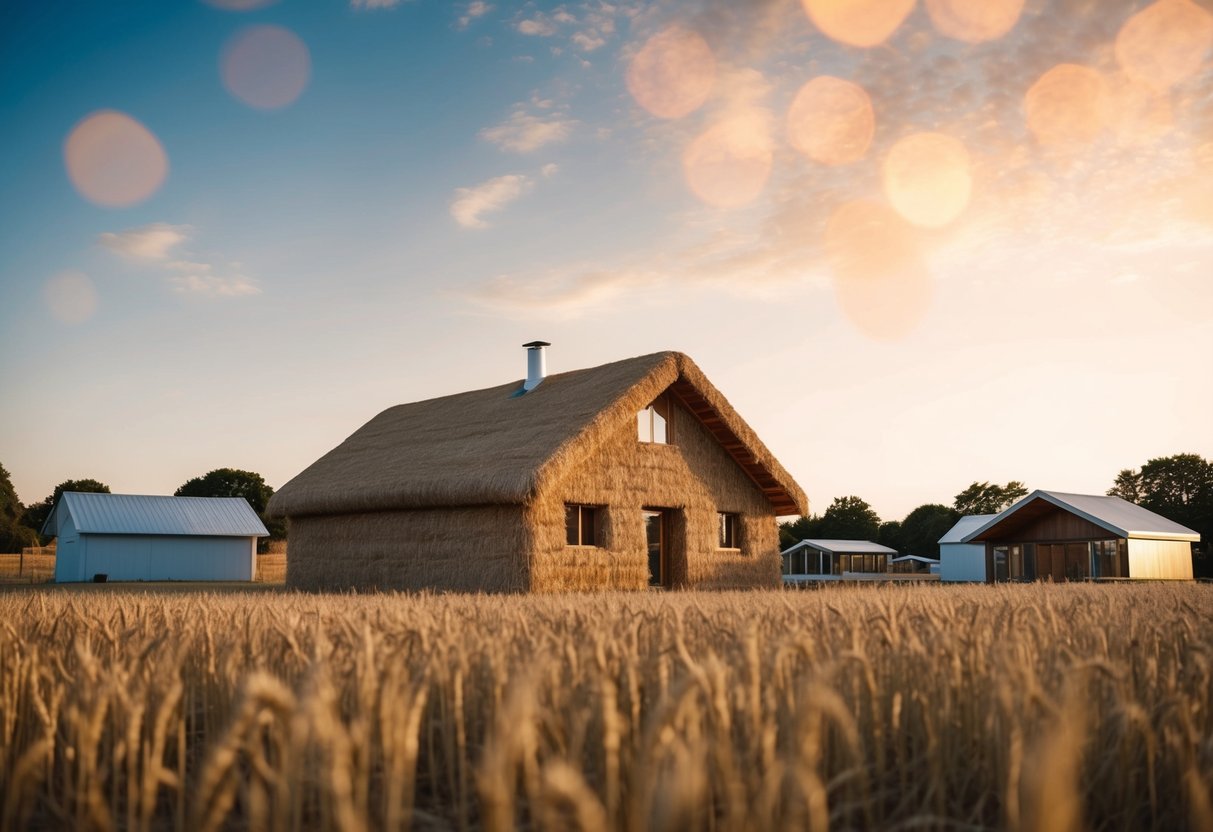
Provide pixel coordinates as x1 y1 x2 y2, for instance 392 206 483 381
637 393 672 444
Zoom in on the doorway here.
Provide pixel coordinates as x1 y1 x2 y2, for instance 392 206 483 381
643 510 668 588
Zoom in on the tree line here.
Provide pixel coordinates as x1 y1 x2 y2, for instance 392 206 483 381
780 452 1213 571
0 465 285 553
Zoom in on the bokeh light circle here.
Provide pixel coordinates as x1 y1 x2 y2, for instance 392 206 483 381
682 112 773 209
63 110 168 207
800 0 916 48
787 76 875 166
1025 64 1109 147
1115 0 1213 91
44 271 98 325
626 26 716 120
824 200 932 340
882 132 972 228
221 25 311 110
925 0 1024 43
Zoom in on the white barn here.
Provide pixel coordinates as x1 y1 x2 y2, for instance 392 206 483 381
938 514 996 582
43 492 268 583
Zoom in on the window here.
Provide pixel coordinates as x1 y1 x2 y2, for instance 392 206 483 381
718 513 739 548
637 394 672 444
565 504 599 546
1091 539 1125 578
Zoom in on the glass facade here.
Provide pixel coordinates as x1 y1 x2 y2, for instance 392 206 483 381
782 548 887 576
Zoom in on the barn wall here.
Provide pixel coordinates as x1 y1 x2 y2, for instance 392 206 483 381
53 513 83 583
286 506 528 592
939 542 986 582
991 507 1112 542
530 393 780 592
77 535 255 581
1127 538 1194 580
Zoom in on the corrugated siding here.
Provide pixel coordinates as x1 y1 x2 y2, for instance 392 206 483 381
1127 538 1194 580
62 492 268 537
71 535 255 582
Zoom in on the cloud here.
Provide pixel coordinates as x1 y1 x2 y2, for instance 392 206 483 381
169 273 261 297
462 268 658 315
350 0 405 8
541 162 559 177
517 16 557 36
99 223 261 298
571 30 606 51
480 108 575 152
458 1 492 28
450 174 534 228
98 223 190 260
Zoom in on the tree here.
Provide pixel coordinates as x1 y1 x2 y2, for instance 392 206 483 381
1111 453 1213 576
175 468 285 544
0 463 37 553
22 478 111 543
779 514 824 549
877 520 904 553
953 481 1028 516
817 496 881 541
899 504 960 558
1107 469 1143 503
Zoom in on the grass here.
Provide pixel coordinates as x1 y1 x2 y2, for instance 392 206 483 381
0 583 1210 831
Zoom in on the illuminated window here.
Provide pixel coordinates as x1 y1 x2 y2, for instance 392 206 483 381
718 513 739 548
565 505 599 546
637 394 672 444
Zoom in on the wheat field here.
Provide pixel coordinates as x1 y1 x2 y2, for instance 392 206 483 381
0 583 1210 831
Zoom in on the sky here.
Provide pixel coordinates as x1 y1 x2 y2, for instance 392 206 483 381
1 0 1211 522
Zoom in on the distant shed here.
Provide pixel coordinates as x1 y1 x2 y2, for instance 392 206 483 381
781 539 896 582
43 492 268 582
939 514 996 582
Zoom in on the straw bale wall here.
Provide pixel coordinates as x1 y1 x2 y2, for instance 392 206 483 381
286 506 528 592
530 394 780 592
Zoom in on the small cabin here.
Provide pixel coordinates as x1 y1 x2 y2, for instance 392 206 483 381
938 514 996 582
960 490 1196 581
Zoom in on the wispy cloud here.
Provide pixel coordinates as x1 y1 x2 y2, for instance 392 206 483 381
169 273 261 297
458 0 492 28
350 0 405 9
517 15 557 36
479 108 575 152
98 223 190 260
98 223 261 298
449 174 534 228
462 267 659 316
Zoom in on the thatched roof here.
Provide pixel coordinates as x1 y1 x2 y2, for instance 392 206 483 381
268 351 807 517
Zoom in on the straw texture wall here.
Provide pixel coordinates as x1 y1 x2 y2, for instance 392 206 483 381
530 395 780 592
285 506 528 592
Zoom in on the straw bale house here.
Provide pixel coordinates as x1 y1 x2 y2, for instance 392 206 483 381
268 347 807 592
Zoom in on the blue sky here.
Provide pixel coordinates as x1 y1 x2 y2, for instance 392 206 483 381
2 0 1211 522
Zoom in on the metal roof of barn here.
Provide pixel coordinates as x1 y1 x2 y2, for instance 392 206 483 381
780 539 898 555
938 514 997 545
960 490 1198 543
43 492 269 537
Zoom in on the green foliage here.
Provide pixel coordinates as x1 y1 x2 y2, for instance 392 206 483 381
953 481 1028 516
877 521 903 552
22 478 111 544
1110 453 1213 576
175 468 285 544
0 462 38 553
779 514 823 549
899 504 961 558
818 496 881 541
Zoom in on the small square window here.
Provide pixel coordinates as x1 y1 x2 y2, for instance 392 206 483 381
718 512 739 549
565 504 599 546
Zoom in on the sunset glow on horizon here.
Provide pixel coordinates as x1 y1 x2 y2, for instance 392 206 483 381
1 0 1210 523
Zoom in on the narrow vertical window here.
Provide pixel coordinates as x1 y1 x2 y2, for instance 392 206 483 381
565 504 599 546
637 394 672 444
718 512 739 548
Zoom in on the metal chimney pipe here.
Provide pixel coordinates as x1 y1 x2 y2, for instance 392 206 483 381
522 341 550 392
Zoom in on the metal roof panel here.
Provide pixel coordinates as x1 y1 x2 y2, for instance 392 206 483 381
52 492 268 537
